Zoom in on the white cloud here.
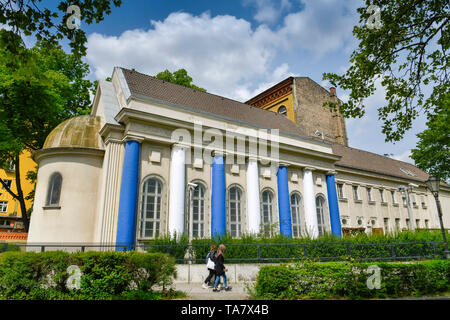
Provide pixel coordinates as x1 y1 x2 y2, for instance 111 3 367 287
86 1 362 101
244 0 292 24
87 12 281 100
276 0 360 56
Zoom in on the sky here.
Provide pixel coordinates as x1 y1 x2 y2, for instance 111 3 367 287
38 0 428 164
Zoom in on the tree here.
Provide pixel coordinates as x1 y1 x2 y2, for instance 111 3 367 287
156 69 206 92
411 93 450 181
0 0 122 57
323 0 449 143
0 31 93 231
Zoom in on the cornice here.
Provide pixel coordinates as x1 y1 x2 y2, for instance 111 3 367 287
246 78 293 109
32 147 105 163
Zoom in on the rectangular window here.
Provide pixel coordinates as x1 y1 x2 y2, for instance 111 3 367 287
1 180 12 190
379 189 385 203
337 183 344 199
415 219 420 229
353 186 359 200
406 219 410 230
383 218 389 233
421 195 426 208
0 201 8 213
5 160 15 173
395 218 400 230
425 219 429 229
366 187 373 202
411 194 417 206
391 190 397 204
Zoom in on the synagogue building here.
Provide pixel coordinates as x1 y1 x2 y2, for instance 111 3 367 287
27 67 450 247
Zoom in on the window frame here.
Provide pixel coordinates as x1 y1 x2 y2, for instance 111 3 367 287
337 183 345 199
227 185 244 238
139 176 164 239
366 187 374 202
379 189 386 203
189 181 207 239
316 195 328 236
277 105 287 116
261 189 275 237
290 192 303 238
0 201 8 213
352 185 360 201
45 172 62 207
391 190 398 205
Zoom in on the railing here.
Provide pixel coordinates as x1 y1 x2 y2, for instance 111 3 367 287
1 241 448 263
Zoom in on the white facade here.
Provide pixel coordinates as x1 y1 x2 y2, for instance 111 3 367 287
27 67 450 247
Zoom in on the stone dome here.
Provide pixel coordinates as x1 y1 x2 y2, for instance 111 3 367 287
43 115 104 150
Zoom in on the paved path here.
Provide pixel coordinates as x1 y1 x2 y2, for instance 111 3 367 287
173 283 252 300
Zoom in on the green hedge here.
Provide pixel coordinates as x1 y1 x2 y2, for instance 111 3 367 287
142 230 447 263
0 251 177 300
254 259 450 299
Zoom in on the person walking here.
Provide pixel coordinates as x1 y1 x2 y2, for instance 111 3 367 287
202 244 217 289
213 244 232 292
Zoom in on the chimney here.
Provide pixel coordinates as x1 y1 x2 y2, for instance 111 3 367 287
330 87 336 95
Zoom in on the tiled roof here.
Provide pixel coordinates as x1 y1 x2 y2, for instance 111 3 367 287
332 143 429 182
120 68 312 139
118 67 437 185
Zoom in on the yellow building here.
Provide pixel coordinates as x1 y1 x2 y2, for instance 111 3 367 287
0 151 36 231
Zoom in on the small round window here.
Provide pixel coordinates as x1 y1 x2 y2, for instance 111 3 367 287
278 106 287 116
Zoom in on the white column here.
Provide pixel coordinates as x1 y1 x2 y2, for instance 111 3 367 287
247 158 261 234
303 168 319 239
168 144 186 237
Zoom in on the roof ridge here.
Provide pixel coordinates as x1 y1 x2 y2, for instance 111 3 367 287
333 143 428 181
119 67 300 119
335 143 418 167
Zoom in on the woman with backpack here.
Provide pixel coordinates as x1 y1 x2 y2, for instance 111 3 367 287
202 244 217 289
213 244 232 292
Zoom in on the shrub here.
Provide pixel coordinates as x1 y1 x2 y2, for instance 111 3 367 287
254 259 450 299
0 251 177 300
144 230 446 263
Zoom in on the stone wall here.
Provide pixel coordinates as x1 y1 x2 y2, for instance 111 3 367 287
293 77 348 146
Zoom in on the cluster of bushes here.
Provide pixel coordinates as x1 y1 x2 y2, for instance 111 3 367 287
253 259 450 299
143 230 447 263
0 251 177 300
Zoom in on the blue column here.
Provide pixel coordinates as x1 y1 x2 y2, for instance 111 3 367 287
116 140 141 250
211 154 226 238
277 166 292 238
326 174 342 237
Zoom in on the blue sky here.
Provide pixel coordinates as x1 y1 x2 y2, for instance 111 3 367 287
39 0 427 163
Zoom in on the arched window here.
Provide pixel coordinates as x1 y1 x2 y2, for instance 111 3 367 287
140 177 163 239
278 106 287 116
46 173 62 206
261 189 274 237
189 183 206 239
290 192 303 237
228 186 243 238
316 195 326 236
